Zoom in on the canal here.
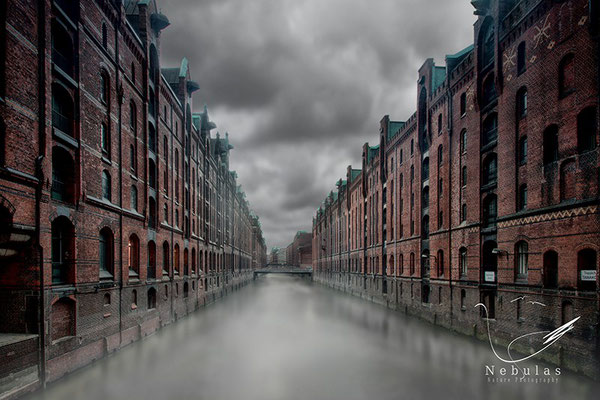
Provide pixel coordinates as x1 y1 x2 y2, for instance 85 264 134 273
26 275 599 400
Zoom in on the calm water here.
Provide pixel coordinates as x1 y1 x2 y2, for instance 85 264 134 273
27 275 599 400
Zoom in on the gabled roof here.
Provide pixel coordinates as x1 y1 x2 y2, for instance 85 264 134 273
432 66 447 91
367 145 379 164
387 120 406 140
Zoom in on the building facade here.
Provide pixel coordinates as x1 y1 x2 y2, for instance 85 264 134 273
313 0 599 378
286 231 312 268
0 0 266 397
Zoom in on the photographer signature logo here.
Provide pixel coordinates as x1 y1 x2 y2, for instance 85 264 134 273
476 297 580 383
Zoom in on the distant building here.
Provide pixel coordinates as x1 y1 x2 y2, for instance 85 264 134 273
286 231 312 268
269 247 286 265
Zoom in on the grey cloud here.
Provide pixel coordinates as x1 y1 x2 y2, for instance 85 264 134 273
159 0 476 248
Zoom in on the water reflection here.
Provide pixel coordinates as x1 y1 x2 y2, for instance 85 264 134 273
27 275 599 400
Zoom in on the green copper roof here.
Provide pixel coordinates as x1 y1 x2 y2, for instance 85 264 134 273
179 57 189 78
447 44 474 61
432 66 447 91
367 145 379 164
350 169 361 182
387 120 406 140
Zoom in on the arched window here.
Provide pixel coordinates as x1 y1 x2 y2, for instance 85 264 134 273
437 113 443 134
51 21 74 77
482 194 497 227
482 113 498 146
102 170 111 201
459 247 467 277
482 153 497 185
148 241 156 279
543 125 559 164
559 54 575 97
101 22 107 49
517 41 526 74
131 62 135 83
577 107 597 153
51 298 75 340
162 241 169 275
461 204 467 222
515 241 528 280
518 136 527 165
100 70 109 104
460 93 467 116
52 84 74 136
437 145 443 167
516 87 527 118
99 227 113 279
437 249 444 277
480 18 494 68
460 129 467 154
174 244 180 275
128 234 140 277
147 288 156 309
461 166 467 186
51 147 75 203
51 217 74 284
543 250 558 289
518 184 527 210
577 249 597 291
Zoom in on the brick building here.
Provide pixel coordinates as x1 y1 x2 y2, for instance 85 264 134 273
0 0 266 397
286 231 312 268
313 0 599 378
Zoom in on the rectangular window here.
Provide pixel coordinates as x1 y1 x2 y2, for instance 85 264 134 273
101 123 109 156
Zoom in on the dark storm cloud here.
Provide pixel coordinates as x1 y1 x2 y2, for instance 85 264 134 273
159 0 476 248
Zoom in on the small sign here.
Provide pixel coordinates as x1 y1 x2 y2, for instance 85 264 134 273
580 270 597 282
484 271 495 282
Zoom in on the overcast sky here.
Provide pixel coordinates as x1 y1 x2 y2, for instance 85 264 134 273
159 0 477 250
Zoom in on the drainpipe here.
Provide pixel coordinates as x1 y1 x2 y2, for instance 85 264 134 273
115 8 124 347
36 0 46 387
446 84 453 319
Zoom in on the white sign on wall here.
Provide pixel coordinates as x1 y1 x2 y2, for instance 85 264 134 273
580 270 597 282
484 271 495 282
